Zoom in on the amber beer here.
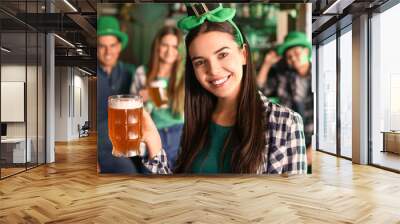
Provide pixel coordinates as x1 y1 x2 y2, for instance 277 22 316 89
149 80 168 107
108 95 143 157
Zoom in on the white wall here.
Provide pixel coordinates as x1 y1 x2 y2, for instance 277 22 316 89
72 72 89 138
1 65 28 138
55 66 69 141
1 65 26 81
54 67 89 141
1 64 45 163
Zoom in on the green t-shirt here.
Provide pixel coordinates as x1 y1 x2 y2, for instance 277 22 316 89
191 122 233 173
147 77 184 129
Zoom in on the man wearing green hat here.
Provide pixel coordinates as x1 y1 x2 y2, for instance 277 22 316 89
97 16 140 173
260 31 314 174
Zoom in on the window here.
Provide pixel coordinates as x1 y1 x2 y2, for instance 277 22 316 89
339 27 352 158
0 0 47 179
317 35 337 154
371 3 400 171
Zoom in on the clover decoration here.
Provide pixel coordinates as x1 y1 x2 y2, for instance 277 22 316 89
177 3 244 47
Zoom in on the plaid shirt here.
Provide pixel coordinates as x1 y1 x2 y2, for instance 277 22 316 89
142 92 307 174
261 60 314 139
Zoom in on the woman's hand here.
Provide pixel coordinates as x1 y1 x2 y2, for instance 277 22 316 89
141 109 162 159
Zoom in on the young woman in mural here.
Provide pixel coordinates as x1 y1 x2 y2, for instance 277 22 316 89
132 26 185 170
140 3 307 174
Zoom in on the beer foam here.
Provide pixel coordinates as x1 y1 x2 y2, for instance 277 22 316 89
109 99 143 109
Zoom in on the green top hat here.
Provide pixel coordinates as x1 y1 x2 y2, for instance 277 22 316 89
97 16 128 50
278 31 311 60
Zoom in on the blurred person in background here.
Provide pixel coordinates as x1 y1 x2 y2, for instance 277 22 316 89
256 48 281 89
260 31 313 174
97 16 141 173
131 26 185 170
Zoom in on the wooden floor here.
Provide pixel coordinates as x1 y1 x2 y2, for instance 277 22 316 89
372 150 400 171
1 163 44 178
1 135 400 223
1 167 26 178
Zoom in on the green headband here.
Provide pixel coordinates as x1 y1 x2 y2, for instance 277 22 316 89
177 3 244 46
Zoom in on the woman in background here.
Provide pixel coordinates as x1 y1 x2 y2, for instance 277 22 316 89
132 26 185 170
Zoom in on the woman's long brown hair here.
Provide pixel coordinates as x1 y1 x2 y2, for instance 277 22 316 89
146 26 185 115
174 21 266 173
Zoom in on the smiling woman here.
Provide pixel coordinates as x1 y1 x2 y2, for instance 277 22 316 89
139 3 308 174
189 31 245 100
131 26 185 170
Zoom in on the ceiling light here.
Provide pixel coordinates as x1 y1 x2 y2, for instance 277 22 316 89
63 0 78 12
77 67 93 76
54 34 75 48
322 0 354 15
1 47 11 53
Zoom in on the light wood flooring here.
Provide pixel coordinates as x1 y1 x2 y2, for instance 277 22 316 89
372 151 400 171
1 164 44 178
0 135 400 223
1 167 25 178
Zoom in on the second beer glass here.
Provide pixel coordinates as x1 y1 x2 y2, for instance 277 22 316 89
149 80 168 107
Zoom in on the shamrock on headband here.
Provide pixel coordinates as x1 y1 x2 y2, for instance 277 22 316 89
177 3 244 46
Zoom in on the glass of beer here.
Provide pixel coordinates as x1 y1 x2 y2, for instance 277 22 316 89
148 80 168 107
108 95 143 157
